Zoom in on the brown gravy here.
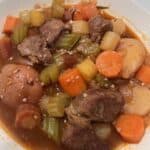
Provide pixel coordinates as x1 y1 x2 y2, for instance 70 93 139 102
0 102 63 150
0 101 124 150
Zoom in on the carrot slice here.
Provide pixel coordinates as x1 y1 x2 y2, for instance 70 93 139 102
73 4 84 20
115 114 145 143
3 16 20 33
136 65 150 84
73 3 98 20
96 51 123 78
83 3 98 20
58 68 86 96
0 37 12 60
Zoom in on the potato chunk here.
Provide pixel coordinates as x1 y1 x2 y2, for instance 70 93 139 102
77 58 97 81
112 18 126 35
72 20 89 34
117 38 146 78
30 9 45 27
100 31 120 51
124 86 150 116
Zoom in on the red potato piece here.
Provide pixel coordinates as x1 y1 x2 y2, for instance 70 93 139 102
117 38 146 79
15 104 41 129
0 64 43 108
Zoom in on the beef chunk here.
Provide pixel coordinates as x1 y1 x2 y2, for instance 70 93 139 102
17 35 51 65
66 88 124 123
88 16 112 43
63 8 76 21
111 78 129 86
62 123 109 150
40 19 65 45
66 104 90 128
63 53 78 68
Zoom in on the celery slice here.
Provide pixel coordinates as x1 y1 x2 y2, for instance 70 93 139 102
40 64 60 85
55 33 81 50
42 117 60 143
12 23 28 44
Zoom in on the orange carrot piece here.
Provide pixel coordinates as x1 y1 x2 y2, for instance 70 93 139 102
73 3 98 20
83 3 98 20
115 114 145 143
59 68 86 96
136 65 150 84
96 51 123 78
73 4 84 20
3 16 20 33
0 37 12 60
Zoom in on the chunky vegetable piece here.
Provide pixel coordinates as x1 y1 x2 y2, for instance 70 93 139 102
55 33 80 50
12 23 28 44
40 94 70 117
115 114 145 143
51 0 64 18
117 38 146 78
3 16 20 33
77 58 97 81
40 64 60 85
96 51 123 78
136 65 150 84
124 86 150 116
59 68 86 96
19 10 31 25
0 37 12 60
0 64 43 109
94 123 111 140
72 20 89 34
112 18 126 35
30 9 45 27
42 117 60 143
100 31 120 51
73 3 98 20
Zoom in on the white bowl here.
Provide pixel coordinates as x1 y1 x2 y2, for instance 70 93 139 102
0 0 150 149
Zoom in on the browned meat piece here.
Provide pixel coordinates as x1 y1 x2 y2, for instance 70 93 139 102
62 123 110 150
0 64 43 108
88 16 112 43
66 88 124 123
66 104 90 128
40 19 65 45
111 78 129 86
28 27 40 37
63 8 76 21
15 104 41 129
17 35 52 65
63 53 78 68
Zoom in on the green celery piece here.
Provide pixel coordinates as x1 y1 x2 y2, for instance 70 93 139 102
40 64 60 85
42 117 60 143
12 23 28 44
55 33 81 50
